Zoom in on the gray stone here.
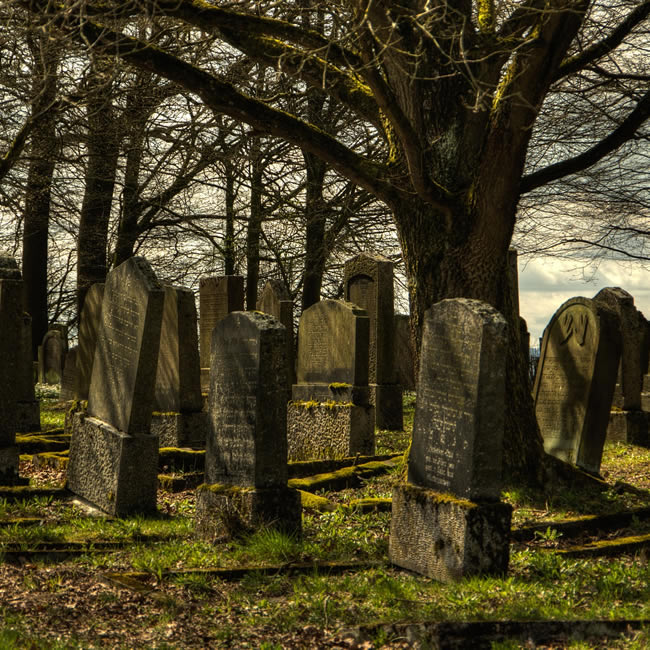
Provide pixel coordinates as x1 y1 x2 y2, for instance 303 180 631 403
67 257 164 516
76 283 104 401
408 299 508 502
389 484 512 582
199 275 244 392
394 314 415 392
533 296 621 474
606 410 650 446
257 279 295 388
344 253 402 430
288 300 374 461
197 310 300 538
151 411 208 448
39 329 67 384
59 347 78 401
154 285 202 413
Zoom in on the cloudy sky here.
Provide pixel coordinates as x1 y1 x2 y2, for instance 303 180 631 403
519 256 650 347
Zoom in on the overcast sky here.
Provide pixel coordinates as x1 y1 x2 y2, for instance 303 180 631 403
519 256 650 347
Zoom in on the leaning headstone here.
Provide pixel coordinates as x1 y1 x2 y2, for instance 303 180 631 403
394 314 415 392
287 300 374 460
15 313 40 432
257 279 295 389
0 255 28 483
59 347 78 402
389 299 512 582
343 253 402 429
196 311 301 539
151 285 207 447
75 283 105 401
67 257 164 516
533 297 621 474
38 328 68 384
199 275 244 392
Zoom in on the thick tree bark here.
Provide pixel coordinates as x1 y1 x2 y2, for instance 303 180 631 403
245 137 263 310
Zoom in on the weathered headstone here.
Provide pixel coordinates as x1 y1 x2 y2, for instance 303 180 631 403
389 299 512 582
76 283 105 401
394 314 415 392
15 313 40 432
0 255 28 483
59 347 78 402
343 253 403 430
151 285 206 447
287 300 374 460
199 275 244 392
38 328 67 384
196 311 301 539
533 296 621 474
67 257 164 516
257 279 295 389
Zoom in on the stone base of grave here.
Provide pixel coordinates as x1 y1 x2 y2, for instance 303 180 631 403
287 401 374 461
67 413 158 516
195 484 302 540
389 484 512 582
606 410 650 446
151 411 208 448
0 445 25 485
371 383 403 431
15 400 41 433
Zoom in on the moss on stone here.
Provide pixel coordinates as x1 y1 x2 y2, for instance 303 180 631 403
197 483 255 496
399 482 476 509
298 490 336 512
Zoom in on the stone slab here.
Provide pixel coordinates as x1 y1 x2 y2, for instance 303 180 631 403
606 410 650 446
389 484 512 582
151 411 208 448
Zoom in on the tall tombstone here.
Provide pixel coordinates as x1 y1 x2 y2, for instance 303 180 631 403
151 285 206 447
394 314 415 392
257 279 295 389
199 275 244 392
287 300 374 460
38 328 68 384
0 255 27 483
389 299 512 582
594 288 650 445
533 296 621 474
343 253 403 430
67 257 164 516
196 311 301 539
76 283 105 401
15 313 40 432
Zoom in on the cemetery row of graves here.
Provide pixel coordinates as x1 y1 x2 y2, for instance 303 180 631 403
2 251 650 647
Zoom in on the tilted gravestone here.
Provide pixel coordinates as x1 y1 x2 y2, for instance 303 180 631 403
593 288 650 446
15 313 40 432
151 285 207 447
389 299 512 582
257 279 295 389
196 311 301 539
67 257 164 516
287 300 374 460
59 347 78 402
38 328 68 384
75 283 105 401
199 275 244 392
343 253 403 430
0 255 28 483
533 296 621 474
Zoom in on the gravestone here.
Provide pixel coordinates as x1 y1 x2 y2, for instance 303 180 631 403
38 328 67 384
257 279 295 389
196 311 301 539
0 255 28 483
59 347 78 402
199 275 244 392
67 257 164 516
394 314 415 391
343 253 403 429
76 283 105 401
287 300 374 460
389 299 512 582
151 285 206 447
15 313 40 432
533 296 621 474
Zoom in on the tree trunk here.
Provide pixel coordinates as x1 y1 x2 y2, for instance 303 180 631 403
22 35 59 358
77 62 121 314
223 162 236 275
245 137 263 309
